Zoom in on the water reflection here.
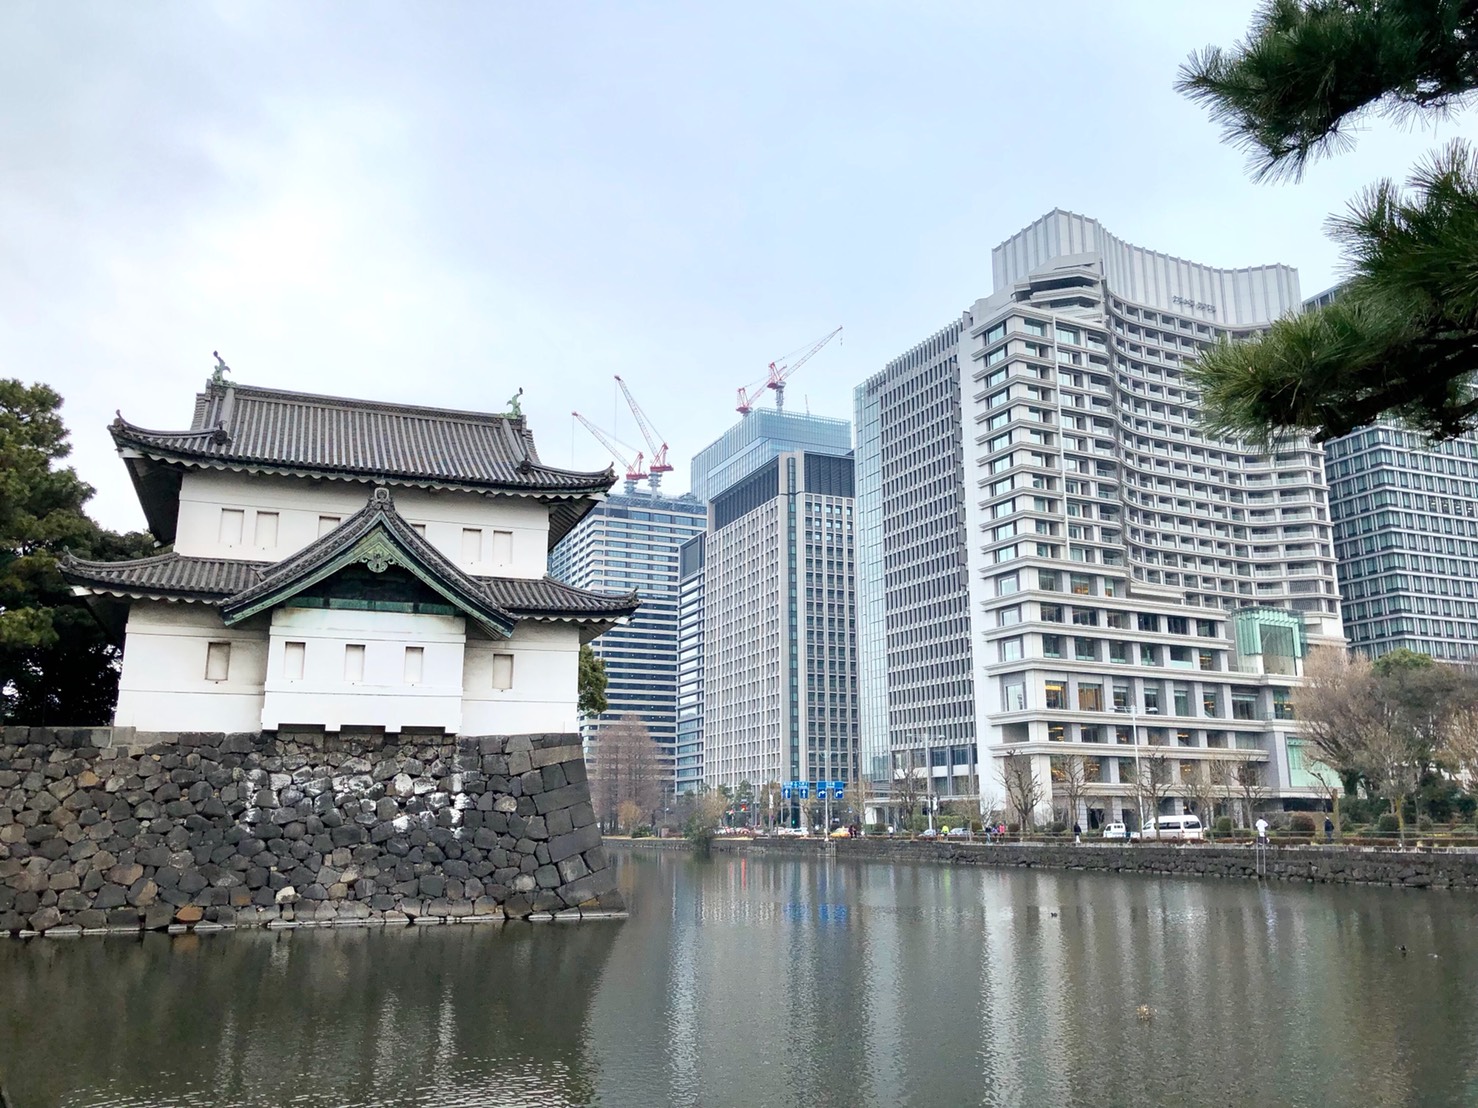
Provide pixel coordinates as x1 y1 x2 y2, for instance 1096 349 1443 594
3 853 1478 1106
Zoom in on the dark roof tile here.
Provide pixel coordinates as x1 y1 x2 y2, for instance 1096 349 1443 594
112 382 614 495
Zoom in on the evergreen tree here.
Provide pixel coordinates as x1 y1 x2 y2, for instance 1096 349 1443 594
577 643 608 715
1177 0 1478 443
0 381 154 724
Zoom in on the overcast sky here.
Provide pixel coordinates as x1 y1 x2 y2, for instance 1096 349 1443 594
3 2 1470 530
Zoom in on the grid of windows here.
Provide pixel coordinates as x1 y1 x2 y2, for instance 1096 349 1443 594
1326 422 1478 660
549 491 706 782
959 212 1344 823
855 316 977 801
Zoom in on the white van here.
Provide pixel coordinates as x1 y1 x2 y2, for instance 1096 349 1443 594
1132 815 1204 841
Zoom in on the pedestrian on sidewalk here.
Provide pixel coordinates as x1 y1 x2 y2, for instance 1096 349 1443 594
1072 821 1081 845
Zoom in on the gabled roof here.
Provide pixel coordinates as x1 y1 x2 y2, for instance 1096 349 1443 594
111 381 615 546
62 489 640 642
218 487 518 636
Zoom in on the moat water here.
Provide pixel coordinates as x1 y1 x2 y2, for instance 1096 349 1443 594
2 849 1476 1106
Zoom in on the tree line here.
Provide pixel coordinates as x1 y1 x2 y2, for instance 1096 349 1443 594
1295 647 1478 840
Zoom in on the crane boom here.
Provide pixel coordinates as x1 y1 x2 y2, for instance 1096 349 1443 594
572 412 647 493
613 375 672 490
765 326 842 411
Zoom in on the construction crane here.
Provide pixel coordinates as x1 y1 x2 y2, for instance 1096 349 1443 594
736 325 843 415
613 375 673 491
572 412 646 494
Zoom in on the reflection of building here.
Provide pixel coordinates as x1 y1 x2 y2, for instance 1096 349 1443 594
65 381 636 736
855 318 978 824
675 534 705 794
1325 421 1478 661
701 440 859 793
951 211 1344 826
550 491 706 778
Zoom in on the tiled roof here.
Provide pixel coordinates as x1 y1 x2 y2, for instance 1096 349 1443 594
61 551 270 598
112 382 614 495
483 576 639 618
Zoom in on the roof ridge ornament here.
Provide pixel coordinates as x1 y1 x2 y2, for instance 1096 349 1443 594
209 350 232 389
370 486 394 509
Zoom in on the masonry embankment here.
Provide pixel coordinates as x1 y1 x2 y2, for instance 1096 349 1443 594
607 835 1478 890
0 727 626 937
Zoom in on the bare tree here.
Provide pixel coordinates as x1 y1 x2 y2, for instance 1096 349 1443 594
1050 754 1088 833
1133 752 1172 837
1187 761 1221 836
1293 647 1375 797
588 714 663 832
1000 750 1043 833
1358 720 1427 844
1233 759 1267 830
1438 704 1478 790
891 747 925 831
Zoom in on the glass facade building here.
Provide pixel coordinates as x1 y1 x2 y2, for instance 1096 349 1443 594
1326 423 1478 660
675 533 706 793
689 408 852 503
549 491 706 782
701 448 859 800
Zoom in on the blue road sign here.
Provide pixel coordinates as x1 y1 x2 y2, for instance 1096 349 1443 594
799 784 810 799
781 786 793 800
833 780 845 792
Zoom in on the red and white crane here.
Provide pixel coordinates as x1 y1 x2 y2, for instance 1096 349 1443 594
735 325 843 415
613 375 673 491
572 411 646 495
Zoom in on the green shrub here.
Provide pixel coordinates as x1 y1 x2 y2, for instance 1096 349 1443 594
1417 815 1434 832
632 825 653 839
1048 821 1066 835
1289 813 1315 834
1377 814 1400 835
1214 816 1234 837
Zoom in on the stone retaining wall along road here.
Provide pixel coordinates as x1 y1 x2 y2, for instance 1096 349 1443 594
0 727 625 937
609 835 1478 890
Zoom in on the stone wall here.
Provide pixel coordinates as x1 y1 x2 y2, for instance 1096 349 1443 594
0 727 625 936
610 836 1478 890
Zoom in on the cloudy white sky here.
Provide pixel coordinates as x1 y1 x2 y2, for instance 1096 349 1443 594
3 2 1469 530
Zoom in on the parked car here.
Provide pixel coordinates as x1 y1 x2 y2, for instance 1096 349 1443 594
945 826 971 839
1130 815 1205 841
829 827 852 839
1102 822 1128 840
916 827 939 839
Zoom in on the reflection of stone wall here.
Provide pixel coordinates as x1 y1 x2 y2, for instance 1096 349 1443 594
0 924 620 1105
612 836 1478 890
0 727 625 936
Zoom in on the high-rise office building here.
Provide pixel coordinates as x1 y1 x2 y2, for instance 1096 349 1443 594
855 317 979 822
679 410 857 797
549 490 706 780
1326 423 1478 661
690 408 851 502
699 432 859 800
674 533 706 794
896 210 1345 828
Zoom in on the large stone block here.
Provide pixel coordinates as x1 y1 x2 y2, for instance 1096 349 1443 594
546 823 601 865
533 784 589 816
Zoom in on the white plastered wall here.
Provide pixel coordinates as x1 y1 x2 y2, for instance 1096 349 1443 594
114 601 267 733
261 607 467 733
172 470 553 578
462 621 582 736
